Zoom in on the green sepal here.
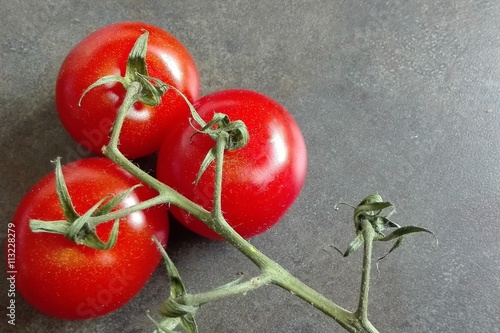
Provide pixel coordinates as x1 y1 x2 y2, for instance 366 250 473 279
178 314 198 333
376 236 405 266
190 113 249 184
190 113 228 184
79 30 167 108
54 157 79 222
194 146 216 185
335 234 364 257
125 30 149 81
224 119 249 150
354 201 392 219
135 72 169 106
354 202 393 228
190 113 229 141
30 217 120 251
78 75 128 106
32 192 121 250
30 219 71 235
191 113 249 151
377 225 436 243
94 184 142 216
80 219 120 250
67 195 120 250
357 193 384 206
148 311 184 333
375 225 437 262
153 237 187 298
29 158 145 250
152 237 198 333
66 195 107 240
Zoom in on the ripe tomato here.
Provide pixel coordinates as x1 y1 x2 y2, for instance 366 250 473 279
11 158 169 319
55 21 200 158
156 89 307 239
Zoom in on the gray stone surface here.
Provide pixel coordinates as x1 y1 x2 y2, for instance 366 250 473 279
1 1 500 332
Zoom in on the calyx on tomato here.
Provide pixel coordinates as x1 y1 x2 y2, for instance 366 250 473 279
190 113 249 184
149 237 199 331
166 85 250 183
79 30 167 109
29 157 137 250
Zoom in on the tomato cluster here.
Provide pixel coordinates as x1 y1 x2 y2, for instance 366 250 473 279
10 21 307 320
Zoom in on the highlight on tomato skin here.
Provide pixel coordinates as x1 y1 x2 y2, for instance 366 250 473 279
156 89 308 239
10 158 169 320
55 21 200 158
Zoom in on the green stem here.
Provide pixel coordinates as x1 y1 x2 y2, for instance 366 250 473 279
101 81 214 225
102 81 170 193
207 133 268 267
182 274 272 306
270 266 360 332
102 82 380 333
354 220 379 332
87 195 166 225
202 133 376 333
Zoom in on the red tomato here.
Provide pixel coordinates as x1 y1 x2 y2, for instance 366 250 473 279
156 89 307 239
11 158 168 319
55 21 200 158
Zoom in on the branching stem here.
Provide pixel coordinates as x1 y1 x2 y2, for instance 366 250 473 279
26 31 436 332
98 82 380 332
96 79 378 333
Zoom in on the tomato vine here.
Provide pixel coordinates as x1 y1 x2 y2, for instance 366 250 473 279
27 27 436 332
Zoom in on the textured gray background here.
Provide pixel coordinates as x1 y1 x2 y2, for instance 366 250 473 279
1 1 500 332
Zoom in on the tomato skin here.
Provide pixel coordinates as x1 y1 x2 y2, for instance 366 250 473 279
11 158 168 319
55 21 200 158
156 89 307 239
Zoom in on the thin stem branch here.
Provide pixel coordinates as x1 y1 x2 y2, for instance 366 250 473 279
354 219 379 332
102 81 170 193
107 81 137 149
88 195 167 225
207 133 268 268
182 274 272 306
357 220 373 319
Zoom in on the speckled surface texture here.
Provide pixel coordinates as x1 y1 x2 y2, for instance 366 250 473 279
1 1 500 332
